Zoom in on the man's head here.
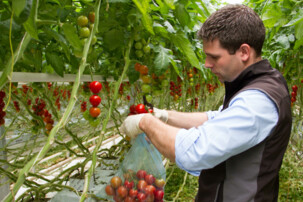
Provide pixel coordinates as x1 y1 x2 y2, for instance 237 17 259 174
197 4 265 57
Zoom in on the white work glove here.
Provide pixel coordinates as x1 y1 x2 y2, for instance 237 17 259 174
120 114 145 139
153 108 168 123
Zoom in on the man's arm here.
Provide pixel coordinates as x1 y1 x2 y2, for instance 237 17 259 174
165 111 208 129
139 114 180 162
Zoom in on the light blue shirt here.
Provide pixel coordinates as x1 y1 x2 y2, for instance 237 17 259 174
175 89 279 176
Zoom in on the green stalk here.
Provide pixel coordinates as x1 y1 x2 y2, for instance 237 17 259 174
3 0 102 200
80 33 134 202
172 171 188 202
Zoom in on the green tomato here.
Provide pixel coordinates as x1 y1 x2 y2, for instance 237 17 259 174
145 94 153 103
74 50 83 58
135 42 143 50
77 15 89 27
135 50 143 58
142 84 151 94
143 45 151 54
134 33 141 41
80 27 90 38
161 79 169 87
91 35 97 45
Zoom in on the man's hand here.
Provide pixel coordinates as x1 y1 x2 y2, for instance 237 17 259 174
153 108 168 123
120 114 145 139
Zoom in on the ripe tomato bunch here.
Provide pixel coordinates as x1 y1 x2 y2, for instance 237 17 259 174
129 103 153 116
0 91 6 126
13 101 20 112
169 79 182 101
191 97 199 109
290 84 298 105
80 100 87 112
88 81 102 118
105 169 165 202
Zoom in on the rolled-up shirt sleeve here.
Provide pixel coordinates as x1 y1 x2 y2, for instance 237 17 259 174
175 90 278 176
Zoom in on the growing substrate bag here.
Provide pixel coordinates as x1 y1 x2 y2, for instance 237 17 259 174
98 133 166 201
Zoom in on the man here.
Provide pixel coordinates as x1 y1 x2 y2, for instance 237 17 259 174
121 4 292 202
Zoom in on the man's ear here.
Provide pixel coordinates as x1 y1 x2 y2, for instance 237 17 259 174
239 44 250 62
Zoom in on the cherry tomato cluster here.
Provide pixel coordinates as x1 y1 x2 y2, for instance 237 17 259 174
206 83 219 93
128 103 153 116
80 101 87 112
88 81 102 118
13 101 20 112
291 85 298 105
133 33 151 59
32 98 46 116
43 109 54 134
55 97 60 110
105 169 165 202
169 80 182 101
77 12 97 43
0 91 6 126
191 97 199 109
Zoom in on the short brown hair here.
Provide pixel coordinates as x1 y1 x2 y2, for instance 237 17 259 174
197 4 265 56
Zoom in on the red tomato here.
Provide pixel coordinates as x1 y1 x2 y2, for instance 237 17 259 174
124 196 135 202
105 185 115 196
291 91 297 98
88 11 95 23
117 186 128 198
144 185 156 195
137 180 147 192
89 95 101 107
292 85 298 92
110 176 122 188
137 192 146 201
136 169 147 179
135 63 141 72
129 104 137 114
155 189 164 200
89 107 101 118
128 189 138 198
144 174 155 185
89 81 102 94
124 180 134 190
135 104 147 114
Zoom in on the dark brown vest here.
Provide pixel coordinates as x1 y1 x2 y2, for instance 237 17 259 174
196 60 292 202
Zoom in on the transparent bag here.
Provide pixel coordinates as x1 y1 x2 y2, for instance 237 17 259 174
97 133 166 201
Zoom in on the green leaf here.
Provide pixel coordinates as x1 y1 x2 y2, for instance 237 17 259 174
163 0 175 9
153 22 169 39
174 3 190 27
153 45 171 75
261 4 283 28
189 0 207 21
62 23 82 51
44 28 70 60
276 35 290 49
170 31 200 68
23 0 38 40
283 9 303 27
45 52 65 77
12 0 27 17
295 20 303 40
132 0 154 35
103 29 124 51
